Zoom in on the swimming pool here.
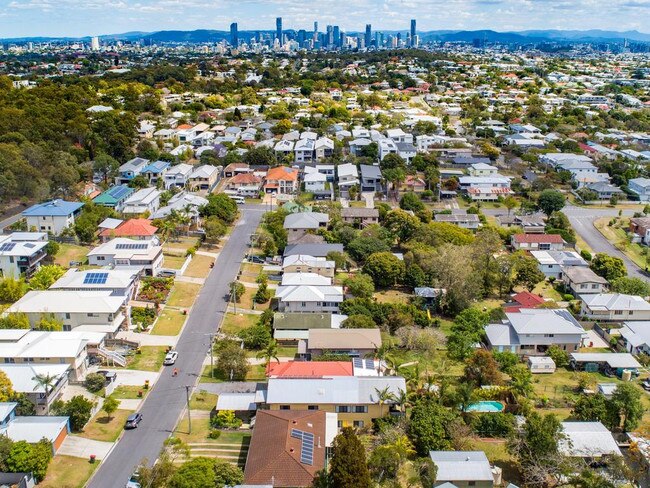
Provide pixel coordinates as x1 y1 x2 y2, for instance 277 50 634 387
465 401 504 413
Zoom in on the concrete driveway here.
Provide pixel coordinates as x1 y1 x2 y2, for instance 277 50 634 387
99 369 160 387
58 435 114 460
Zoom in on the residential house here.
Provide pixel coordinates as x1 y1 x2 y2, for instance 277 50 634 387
585 182 624 200
228 173 263 197
281 273 331 287
121 187 161 216
562 266 608 296
6 290 126 333
294 138 315 163
559 422 622 460
51 268 139 301
0 402 70 452
485 308 585 356
87 238 163 276
314 164 335 182
0 364 71 415
619 321 650 355
530 250 588 279
303 171 327 192
140 160 170 185
115 157 148 185
275 284 343 313
497 214 546 234
283 243 344 258
264 376 405 428
98 219 158 243
340 208 379 228
434 212 480 230
349 138 372 156
511 234 565 251
163 163 193 189
243 410 333 488
188 165 220 191
264 166 300 194
337 163 360 193
273 312 346 343
150 191 207 221
503 291 546 313
284 212 329 243
452 156 492 167
22 200 84 235
359 164 383 192
458 176 511 201
429 451 495 488
314 137 334 160
469 163 498 176
396 142 417 164
402 175 426 193
629 178 650 202
93 185 135 212
274 139 295 158
378 139 398 161
0 233 47 279
386 128 413 144
303 328 381 358
267 360 353 378
580 293 650 321
282 255 335 278
629 217 650 244
223 163 252 178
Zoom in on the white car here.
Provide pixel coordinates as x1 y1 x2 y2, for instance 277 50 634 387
163 351 178 365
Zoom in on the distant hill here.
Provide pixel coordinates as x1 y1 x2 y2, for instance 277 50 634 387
2 28 649 45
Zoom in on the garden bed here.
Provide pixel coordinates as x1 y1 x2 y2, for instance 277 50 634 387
137 277 174 302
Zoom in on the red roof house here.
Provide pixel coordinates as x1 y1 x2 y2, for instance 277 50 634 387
511 233 565 251
99 218 158 242
267 361 353 378
503 291 546 313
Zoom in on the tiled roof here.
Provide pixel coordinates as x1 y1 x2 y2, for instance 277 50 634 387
267 361 353 378
513 233 564 244
99 219 158 238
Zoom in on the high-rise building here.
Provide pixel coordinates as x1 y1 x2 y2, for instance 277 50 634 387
410 19 416 47
298 30 307 48
276 17 283 41
374 32 381 49
90 36 100 51
326 25 334 47
230 23 238 47
365 24 372 49
333 26 340 48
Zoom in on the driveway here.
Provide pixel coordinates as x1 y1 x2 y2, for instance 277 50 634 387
116 330 178 346
88 206 265 488
58 436 114 460
96 368 160 387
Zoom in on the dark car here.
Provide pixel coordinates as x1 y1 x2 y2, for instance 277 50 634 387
124 413 143 429
249 256 265 264
642 379 650 391
96 370 117 385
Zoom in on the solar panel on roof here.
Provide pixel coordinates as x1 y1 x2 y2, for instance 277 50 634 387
110 186 131 199
0 243 16 252
115 243 148 250
83 272 109 285
290 429 314 465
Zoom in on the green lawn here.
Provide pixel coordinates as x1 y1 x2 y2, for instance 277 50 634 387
221 313 258 335
163 253 187 270
151 309 186 336
112 385 149 399
190 391 218 410
374 288 412 304
595 218 649 269
531 282 563 302
470 439 521 485
127 346 168 371
167 282 201 308
173 415 212 443
163 236 200 253
54 243 89 268
184 254 215 278
39 455 99 488
79 409 133 442
200 364 225 383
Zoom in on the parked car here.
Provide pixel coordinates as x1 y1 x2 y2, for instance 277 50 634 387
96 370 117 385
641 379 650 391
125 413 143 429
163 351 178 366
249 256 265 264
158 270 177 278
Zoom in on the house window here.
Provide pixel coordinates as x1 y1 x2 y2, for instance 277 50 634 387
307 405 319 410
353 421 364 428
65 313 70 319
614 310 623 315
337 420 343 428
336 406 350 413
591 284 599 289
354 406 368 413
279 405 290 410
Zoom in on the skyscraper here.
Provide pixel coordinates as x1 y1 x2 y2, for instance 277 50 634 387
410 19 416 47
298 30 306 48
365 24 372 49
230 22 238 47
333 26 340 48
326 25 333 47
276 17 283 42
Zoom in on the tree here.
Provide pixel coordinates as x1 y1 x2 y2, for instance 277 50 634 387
93 153 119 184
610 276 650 296
570 470 616 488
256 339 279 373
238 323 271 350
384 209 420 244
0 371 13 402
374 386 396 417
608 382 644 432
102 396 120 420
204 216 227 244
6 439 52 481
508 364 534 397
0 313 30 330
347 236 390 263
343 273 375 298
169 456 243 488
590 253 627 281
464 349 502 386
327 251 351 272
51 395 95 431
342 314 376 329
84 373 106 393
201 194 238 224
214 340 249 380
514 255 546 291
229 281 245 303
0 278 27 302
380 153 406 171
572 394 608 423
28 265 65 290
399 192 425 212
503 195 517 216
36 313 63 331
547 345 569 368
363 252 405 287
537 189 565 216
31 373 54 414
253 282 271 304
408 397 456 455
447 308 489 361
328 427 371 488
404 263 427 290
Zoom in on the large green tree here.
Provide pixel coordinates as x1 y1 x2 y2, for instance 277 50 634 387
328 427 371 488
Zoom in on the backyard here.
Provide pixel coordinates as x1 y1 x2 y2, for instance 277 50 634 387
54 243 90 268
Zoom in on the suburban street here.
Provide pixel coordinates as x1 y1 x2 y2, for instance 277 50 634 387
88 205 265 488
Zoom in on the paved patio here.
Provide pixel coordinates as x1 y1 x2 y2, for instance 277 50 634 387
58 435 114 460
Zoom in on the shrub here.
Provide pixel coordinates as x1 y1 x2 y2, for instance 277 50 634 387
562 294 574 301
131 307 156 327
208 429 222 440
211 410 242 429
84 373 106 393
472 413 516 438
580 250 592 261
547 345 569 368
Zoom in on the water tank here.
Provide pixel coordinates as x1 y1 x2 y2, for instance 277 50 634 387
622 369 632 382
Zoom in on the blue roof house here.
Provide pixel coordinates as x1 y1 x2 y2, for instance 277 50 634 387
141 160 171 185
22 199 84 235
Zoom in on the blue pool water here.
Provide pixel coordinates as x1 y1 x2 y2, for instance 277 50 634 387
465 401 504 413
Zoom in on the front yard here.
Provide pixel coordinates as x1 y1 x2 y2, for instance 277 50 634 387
221 312 258 336
127 346 168 371
184 254 215 278
39 455 99 488
167 282 201 308
594 217 649 269
79 409 134 442
151 309 186 336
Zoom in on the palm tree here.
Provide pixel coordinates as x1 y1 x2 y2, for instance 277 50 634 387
256 339 279 374
374 386 396 418
32 372 57 415
366 343 392 375
394 388 411 413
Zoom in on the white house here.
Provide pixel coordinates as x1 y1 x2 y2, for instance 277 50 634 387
580 293 650 321
22 200 84 235
458 176 511 201
275 285 344 313
429 451 495 488
629 178 650 202
530 250 588 279
469 163 498 176
87 238 163 276
304 171 327 192
0 233 48 279
121 187 161 216
163 163 193 189
337 163 360 192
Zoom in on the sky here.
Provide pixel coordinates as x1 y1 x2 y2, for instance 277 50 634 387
0 0 648 38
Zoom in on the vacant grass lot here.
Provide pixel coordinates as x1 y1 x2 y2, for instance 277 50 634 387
151 309 186 336
39 455 99 488
595 217 648 268
167 282 201 308
79 409 133 442
54 243 89 267
127 346 167 371
184 254 214 278
374 289 411 304
221 313 257 335
163 253 187 270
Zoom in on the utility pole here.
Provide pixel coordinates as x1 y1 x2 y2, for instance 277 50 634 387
185 385 192 434
209 333 215 378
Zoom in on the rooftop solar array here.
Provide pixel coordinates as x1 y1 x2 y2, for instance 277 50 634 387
290 428 314 465
83 272 109 285
0 243 16 252
115 243 148 250
109 185 132 199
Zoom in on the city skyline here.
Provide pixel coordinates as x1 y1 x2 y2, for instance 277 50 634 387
0 0 649 39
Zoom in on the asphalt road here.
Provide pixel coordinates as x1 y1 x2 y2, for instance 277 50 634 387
88 206 265 488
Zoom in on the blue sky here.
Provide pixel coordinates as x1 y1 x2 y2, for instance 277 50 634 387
1 0 648 38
